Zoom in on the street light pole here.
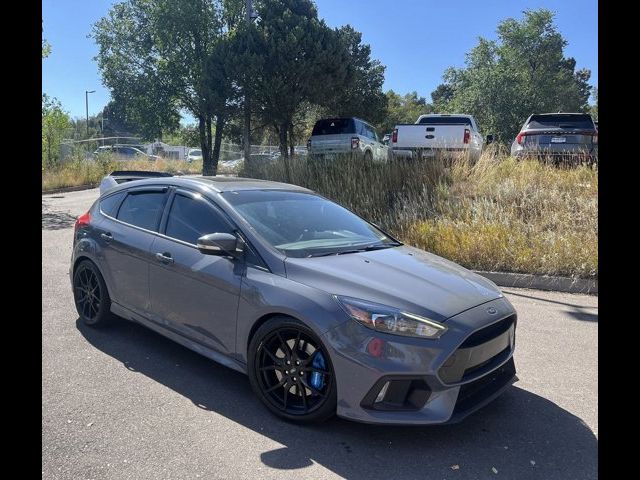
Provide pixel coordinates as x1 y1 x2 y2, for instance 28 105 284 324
85 90 95 137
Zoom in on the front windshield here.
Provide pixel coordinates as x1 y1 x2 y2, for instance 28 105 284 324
224 190 399 258
190 149 202 156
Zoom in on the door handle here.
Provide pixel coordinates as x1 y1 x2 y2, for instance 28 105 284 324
100 232 113 242
155 252 174 264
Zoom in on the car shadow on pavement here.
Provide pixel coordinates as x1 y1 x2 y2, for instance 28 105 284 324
77 317 597 480
42 210 77 230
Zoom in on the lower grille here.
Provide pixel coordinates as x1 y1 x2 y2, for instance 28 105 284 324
452 357 516 416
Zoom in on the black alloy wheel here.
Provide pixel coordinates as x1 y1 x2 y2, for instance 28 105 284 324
73 260 112 327
249 317 337 423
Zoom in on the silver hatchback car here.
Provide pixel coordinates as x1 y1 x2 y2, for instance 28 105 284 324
71 175 517 424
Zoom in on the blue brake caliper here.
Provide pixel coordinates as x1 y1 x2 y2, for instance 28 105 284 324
309 351 326 391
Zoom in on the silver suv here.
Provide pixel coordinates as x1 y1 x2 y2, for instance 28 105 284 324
308 117 390 163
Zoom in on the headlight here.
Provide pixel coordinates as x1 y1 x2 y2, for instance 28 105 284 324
334 296 447 339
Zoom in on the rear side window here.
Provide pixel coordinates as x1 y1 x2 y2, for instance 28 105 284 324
418 116 472 126
117 191 168 231
527 114 595 130
165 194 233 245
312 118 355 135
100 191 126 217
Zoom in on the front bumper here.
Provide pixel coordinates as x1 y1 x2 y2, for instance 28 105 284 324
322 296 517 425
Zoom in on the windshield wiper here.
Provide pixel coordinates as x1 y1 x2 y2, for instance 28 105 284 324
307 242 402 258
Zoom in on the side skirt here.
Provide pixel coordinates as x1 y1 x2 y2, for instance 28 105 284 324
110 302 247 375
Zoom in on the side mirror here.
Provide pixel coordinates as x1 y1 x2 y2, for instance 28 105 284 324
197 233 240 256
486 134 494 145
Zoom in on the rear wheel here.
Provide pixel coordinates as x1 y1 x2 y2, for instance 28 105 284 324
248 316 337 423
73 260 112 327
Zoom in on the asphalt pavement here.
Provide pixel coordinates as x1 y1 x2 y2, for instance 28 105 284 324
42 188 598 480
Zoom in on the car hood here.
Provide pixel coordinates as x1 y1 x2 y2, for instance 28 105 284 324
284 245 502 322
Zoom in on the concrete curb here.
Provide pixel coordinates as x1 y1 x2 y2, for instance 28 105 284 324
474 270 597 295
42 184 99 195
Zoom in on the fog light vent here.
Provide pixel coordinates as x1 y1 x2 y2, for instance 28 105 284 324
361 377 431 411
375 381 390 403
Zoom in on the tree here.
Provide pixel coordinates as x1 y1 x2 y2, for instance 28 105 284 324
100 99 142 137
321 25 387 127
42 94 71 165
590 87 598 120
42 22 51 58
241 0 349 167
431 9 592 142
379 90 432 134
93 0 227 174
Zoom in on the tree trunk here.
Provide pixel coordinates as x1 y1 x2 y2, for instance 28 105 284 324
205 116 214 175
279 122 291 183
289 122 295 158
211 115 225 176
199 116 213 176
243 91 252 173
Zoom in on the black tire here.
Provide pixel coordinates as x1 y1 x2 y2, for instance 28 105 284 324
363 150 373 163
248 316 337 423
73 259 113 327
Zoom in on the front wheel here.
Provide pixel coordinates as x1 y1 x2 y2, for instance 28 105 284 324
248 316 337 423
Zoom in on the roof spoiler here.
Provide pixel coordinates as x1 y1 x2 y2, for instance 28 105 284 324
109 170 173 178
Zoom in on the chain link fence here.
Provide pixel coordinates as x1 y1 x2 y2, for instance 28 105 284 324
59 137 306 164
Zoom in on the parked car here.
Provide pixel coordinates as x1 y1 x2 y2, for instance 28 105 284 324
308 117 390 163
72 175 518 425
510 113 597 161
93 145 159 161
391 114 491 162
187 148 203 163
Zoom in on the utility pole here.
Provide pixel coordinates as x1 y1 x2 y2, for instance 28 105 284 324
85 90 95 137
243 0 257 167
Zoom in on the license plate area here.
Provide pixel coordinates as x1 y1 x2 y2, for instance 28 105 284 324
551 137 566 143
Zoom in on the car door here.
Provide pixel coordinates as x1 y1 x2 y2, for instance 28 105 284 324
148 189 242 355
96 186 170 316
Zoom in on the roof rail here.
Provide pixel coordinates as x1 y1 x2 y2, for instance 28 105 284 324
109 170 173 178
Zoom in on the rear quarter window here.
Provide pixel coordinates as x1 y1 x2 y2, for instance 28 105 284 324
99 191 126 217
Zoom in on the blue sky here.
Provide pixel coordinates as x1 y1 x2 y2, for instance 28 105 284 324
42 0 598 122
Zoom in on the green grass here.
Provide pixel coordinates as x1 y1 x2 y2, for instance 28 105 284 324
242 150 597 278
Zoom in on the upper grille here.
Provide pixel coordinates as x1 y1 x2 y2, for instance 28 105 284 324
460 315 516 348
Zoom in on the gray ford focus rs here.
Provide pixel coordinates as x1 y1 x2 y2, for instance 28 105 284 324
71 175 517 424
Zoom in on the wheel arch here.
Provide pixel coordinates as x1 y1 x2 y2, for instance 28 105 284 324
72 255 114 299
246 312 303 356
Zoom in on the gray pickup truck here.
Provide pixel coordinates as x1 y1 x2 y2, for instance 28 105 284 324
308 117 390 163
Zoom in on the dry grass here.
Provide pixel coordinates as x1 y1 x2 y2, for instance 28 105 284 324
41 155 240 191
242 150 597 278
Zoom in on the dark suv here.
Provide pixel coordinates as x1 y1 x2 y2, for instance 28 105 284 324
510 113 597 162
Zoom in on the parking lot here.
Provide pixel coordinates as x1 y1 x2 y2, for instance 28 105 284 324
43 188 598 480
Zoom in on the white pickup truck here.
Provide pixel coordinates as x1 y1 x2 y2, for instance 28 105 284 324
391 114 492 162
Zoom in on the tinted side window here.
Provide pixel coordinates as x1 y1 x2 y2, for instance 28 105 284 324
165 194 233 245
117 191 167 231
100 191 126 217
